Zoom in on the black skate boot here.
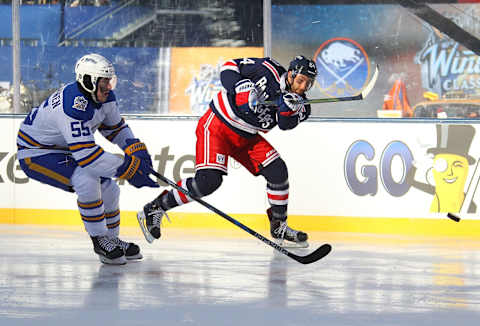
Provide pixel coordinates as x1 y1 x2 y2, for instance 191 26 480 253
111 237 143 260
137 190 170 243
91 235 127 265
267 208 308 248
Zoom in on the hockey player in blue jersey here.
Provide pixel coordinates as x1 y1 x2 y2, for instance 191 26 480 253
17 53 159 265
138 55 317 247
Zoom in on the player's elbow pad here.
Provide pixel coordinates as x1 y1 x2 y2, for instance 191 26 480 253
277 115 299 130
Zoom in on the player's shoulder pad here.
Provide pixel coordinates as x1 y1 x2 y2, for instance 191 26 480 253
62 83 95 121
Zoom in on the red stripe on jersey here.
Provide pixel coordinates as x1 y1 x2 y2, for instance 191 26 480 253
279 110 296 117
223 60 237 68
217 92 233 121
262 61 281 83
177 180 190 204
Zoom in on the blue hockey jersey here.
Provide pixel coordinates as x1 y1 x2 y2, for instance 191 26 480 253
210 57 311 138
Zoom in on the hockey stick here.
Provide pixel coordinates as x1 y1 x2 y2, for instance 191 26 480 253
263 64 379 105
148 169 332 264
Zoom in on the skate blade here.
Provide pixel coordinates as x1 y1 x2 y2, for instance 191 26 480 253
98 255 127 265
137 211 155 244
126 253 143 260
273 238 309 249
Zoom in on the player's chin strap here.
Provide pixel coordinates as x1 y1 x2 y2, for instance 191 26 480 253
148 168 332 264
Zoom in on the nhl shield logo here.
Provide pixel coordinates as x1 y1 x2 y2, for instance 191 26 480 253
72 96 88 111
314 37 371 98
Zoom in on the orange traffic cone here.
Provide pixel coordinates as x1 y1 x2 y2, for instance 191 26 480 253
382 79 413 117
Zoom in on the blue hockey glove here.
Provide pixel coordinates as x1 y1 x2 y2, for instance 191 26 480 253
123 138 152 167
115 155 159 189
234 79 259 110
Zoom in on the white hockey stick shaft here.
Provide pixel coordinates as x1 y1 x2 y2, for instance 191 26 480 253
303 64 379 104
447 157 480 222
460 158 480 214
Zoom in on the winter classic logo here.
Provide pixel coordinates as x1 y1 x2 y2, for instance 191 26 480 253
415 16 480 97
314 38 371 98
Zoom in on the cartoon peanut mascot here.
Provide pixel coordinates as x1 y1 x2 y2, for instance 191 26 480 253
407 124 477 213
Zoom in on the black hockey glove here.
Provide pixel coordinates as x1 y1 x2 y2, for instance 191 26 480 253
123 138 153 167
115 155 159 189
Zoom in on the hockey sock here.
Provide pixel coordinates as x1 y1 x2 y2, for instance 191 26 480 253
154 178 197 210
266 180 289 220
105 209 120 237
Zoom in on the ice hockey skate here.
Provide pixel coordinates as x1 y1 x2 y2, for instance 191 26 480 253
91 235 127 265
267 208 309 248
137 191 170 243
111 237 143 260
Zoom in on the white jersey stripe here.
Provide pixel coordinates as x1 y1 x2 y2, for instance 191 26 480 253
220 60 240 73
268 199 289 205
262 61 281 83
261 151 280 168
213 91 257 134
213 91 271 134
203 111 215 167
195 164 228 173
267 189 289 196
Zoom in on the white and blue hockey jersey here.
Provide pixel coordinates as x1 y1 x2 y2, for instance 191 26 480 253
17 82 134 178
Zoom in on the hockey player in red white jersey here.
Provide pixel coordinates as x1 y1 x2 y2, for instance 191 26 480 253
17 53 159 265
138 55 317 247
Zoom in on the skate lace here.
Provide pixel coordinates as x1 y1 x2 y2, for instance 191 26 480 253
111 237 129 250
274 221 297 239
149 206 171 227
274 221 287 239
98 236 117 251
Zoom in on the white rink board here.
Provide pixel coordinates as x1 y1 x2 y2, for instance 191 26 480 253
3 117 480 219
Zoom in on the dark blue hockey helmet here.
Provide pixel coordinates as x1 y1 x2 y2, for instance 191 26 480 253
288 55 317 80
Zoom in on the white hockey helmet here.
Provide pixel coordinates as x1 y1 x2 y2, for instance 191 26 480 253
75 53 116 102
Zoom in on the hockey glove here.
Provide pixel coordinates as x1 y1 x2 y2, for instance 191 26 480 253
234 79 259 110
115 155 159 188
277 93 310 130
277 92 305 116
123 138 153 167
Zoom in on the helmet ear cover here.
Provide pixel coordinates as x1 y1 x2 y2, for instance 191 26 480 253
81 74 95 93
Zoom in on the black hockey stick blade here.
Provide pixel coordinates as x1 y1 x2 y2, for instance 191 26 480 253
447 212 461 222
148 169 332 264
290 243 332 264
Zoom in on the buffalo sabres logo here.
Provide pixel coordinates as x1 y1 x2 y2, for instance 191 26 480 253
72 96 88 111
314 37 371 98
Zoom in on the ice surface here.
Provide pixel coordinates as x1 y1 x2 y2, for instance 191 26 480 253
0 225 479 326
